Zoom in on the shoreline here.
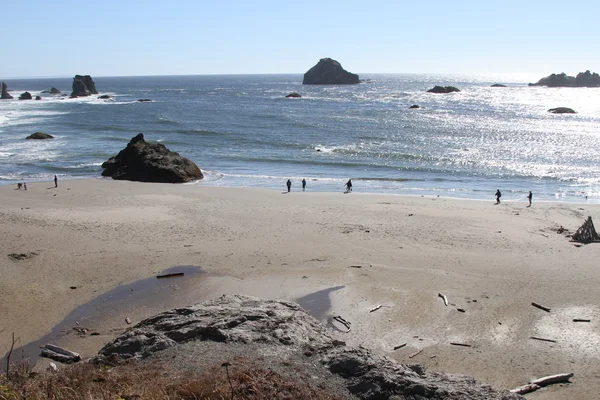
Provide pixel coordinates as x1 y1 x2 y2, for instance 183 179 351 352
2 179 600 398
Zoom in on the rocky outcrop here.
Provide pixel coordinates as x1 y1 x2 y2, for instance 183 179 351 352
137 99 152 102
70 75 98 97
101 133 203 183
286 92 301 98
35 96 42 100
97 295 521 400
548 107 577 114
491 84 506 87
303 58 359 85
41 87 61 94
427 86 460 94
26 132 54 139
409 104 420 109
98 95 111 99
529 70 600 87
1 81 13 99
18 92 32 100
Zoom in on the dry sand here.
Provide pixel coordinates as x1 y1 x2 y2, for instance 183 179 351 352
1 179 599 399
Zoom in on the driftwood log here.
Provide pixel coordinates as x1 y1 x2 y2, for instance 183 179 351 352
408 349 423 358
369 304 382 313
530 336 557 343
40 344 81 363
438 293 448 306
510 373 573 394
393 343 407 350
571 216 599 243
531 302 551 312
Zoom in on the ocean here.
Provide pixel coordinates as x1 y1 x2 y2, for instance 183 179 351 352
1 73 599 202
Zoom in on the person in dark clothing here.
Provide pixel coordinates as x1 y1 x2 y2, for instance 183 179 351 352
345 179 353 193
495 189 501 204
527 191 532 207
54 175 58 188
286 179 292 193
302 179 306 191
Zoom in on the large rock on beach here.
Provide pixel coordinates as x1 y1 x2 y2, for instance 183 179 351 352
70 75 98 97
427 86 460 93
1 81 13 99
26 132 54 139
18 91 33 100
303 58 359 85
101 133 203 183
529 70 600 87
96 295 521 400
548 107 577 114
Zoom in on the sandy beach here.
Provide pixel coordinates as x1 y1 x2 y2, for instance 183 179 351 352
1 179 599 399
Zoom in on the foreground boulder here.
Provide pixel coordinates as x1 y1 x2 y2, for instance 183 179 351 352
101 133 203 183
18 91 32 100
529 70 600 87
70 75 98 97
26 132 54 139
1 81 13 99
548 107 577 114
427 86 460 93
303 58 359 85
97 295 521 400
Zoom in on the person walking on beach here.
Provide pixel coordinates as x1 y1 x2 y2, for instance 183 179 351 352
23 183 27 191
302 178 306 191
54 175 58 188
495 189 501 204
345 179 353 193
527 191 532 207
286 179 292 193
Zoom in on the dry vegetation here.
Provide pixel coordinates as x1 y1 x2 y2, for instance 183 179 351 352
0 359 342 400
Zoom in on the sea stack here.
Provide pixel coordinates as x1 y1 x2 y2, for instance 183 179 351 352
70 75 98 97
529 70 600 87
1 81 14 99
18 92 33 100
303 58 359 85
101 133 203 183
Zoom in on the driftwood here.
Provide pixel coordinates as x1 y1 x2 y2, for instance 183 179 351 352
408 349 423 358
393 343 407 350
531 302 551 312
156 272 185 279
125 317 132 324
510 373 573 394
571 216 599 243
350 265 362 268
573 318 591 322
450 342 472 347
40 344 81 364
369 304 383 313
457 308 466 313
333 315 351 331
530 336 557 343
438 293 448 306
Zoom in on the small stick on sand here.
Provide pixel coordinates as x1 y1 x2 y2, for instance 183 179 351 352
531 302 551 312
409 349 423 358
530 336 557 343
350 265 362 268
450 342 472 347
393 343 407 350
333 315 351 331
438 293 448 306
510 373 573 395
457 308 466 313
157 272 185 279
573 318 591 322
369 304 383 313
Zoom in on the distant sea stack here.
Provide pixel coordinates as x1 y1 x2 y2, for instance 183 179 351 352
1 81 13 99
101 133 203 183
529 70 600 87
427 86 460 94
70 75 98 97
303 58 359 85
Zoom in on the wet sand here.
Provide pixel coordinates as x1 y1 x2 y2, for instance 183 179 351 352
1 179 599 399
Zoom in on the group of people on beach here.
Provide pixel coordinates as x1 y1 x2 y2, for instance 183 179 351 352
495 189 533 207
286 179 353 193
15 175 57 191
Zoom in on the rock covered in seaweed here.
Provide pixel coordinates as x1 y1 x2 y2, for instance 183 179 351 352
1 81 13 99
303 58 359 85
101 133 203 183
96 294 521 400
70 75 98 97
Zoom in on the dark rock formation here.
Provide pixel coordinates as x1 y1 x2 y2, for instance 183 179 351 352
97 295 521 400
529 70 600 87
41 87 61 94
137 99 152 102
70 75 98 97
409 104 420 109
35 96 42 100
1 81 14 99
98 95 112 99
26 132 54 139
427 86 460 94
303 58 359 85
18 92 32 100
286 92 301 98
548 107 577 114
101 133 203 183
491 84 507 87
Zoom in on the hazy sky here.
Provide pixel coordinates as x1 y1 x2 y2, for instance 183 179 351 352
3 0 599 78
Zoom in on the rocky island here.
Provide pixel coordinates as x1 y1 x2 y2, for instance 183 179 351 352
101 133 203 183
303 58 359 85
529 70 600 87
1 81 13 99
427 86 460 94
70 75 99 97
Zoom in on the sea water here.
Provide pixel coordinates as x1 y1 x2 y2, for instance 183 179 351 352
1 73 599 202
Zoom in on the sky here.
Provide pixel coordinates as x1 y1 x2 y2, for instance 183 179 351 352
3 0 599 78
